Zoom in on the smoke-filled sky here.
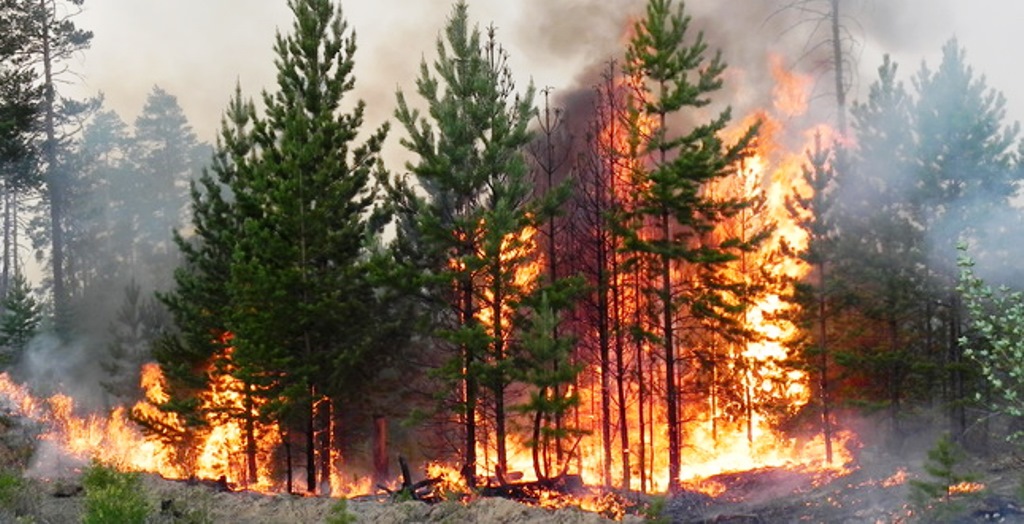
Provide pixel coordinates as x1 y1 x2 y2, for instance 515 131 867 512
69 0 1024 145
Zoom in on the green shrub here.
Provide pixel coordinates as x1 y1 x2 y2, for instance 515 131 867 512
0 469 38 520
81 460 126 491
81 461 150 524
325 498 356 524
0 470 25 509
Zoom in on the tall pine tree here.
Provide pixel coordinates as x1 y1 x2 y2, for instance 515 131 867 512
621 0 757 493
225 0 388 493
387 1 543 486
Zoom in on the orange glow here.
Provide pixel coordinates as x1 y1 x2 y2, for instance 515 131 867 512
949 481 985 495
0 344 282 491
562 50 857 495
770 54 813 117
882 468 908 487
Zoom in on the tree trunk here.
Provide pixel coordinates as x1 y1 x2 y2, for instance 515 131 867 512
531 406 544 480
2 185 11 299
319 397 332 494
306 394 316 493
285 429 293 494
40 0 66 328
492 288 508 484
830 0 847 134
373 415 389 485
819 261 833 464
244 381 257 487
636 280 648 493
461 278 478 488
948 292 965 443
597 292 612 487
615 317 630 491
660 215 680 493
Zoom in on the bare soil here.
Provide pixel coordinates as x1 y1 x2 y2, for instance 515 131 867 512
8 450 1023 524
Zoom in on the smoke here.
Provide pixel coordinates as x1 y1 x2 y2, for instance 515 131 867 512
14 333 109 411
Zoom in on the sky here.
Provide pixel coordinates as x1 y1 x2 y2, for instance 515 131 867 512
66 1 1024 148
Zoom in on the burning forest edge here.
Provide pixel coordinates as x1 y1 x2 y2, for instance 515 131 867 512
4 0 1024 522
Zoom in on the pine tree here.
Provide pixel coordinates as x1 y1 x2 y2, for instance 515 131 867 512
141 86 254 482
388 1 541 486
127 86 206 285
224 0 388 493
513 285 585 480
836 56 930 448
912 39 1021 442
621 0 757 492
909 432 979 521
0 1 39 300
22 0 95 332
101 278 169 406
0 272 40 366
787 134 839 463
68 109 132 289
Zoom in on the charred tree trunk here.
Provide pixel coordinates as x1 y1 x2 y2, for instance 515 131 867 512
285 429 293 493
636 279 648 493
306 394 316 492
373 415 389 485
491 279 508 484
819 261 833 464
460 279 478 488
244 381 257 487
319 398 332 494
597 266 612 488
887 314 903 449
531 405 544 480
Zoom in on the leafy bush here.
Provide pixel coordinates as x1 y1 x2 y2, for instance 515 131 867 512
81 460 150 524
958 247 1024 443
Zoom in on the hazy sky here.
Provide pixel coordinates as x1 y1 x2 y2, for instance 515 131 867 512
69 0 1024 144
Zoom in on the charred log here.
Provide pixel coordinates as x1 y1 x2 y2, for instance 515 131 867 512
479 474 585 501
377 455 444 503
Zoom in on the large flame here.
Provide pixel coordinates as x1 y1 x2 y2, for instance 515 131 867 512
0 345 283 492
565 51 855 494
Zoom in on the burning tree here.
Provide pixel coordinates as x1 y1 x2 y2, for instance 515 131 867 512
386 0 577 487
619 0 759 493
146 0 389 493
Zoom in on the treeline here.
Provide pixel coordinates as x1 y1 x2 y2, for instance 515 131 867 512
0 0 206 403
2 0 1024 495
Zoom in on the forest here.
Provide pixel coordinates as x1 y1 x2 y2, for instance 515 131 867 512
2 0 1024 508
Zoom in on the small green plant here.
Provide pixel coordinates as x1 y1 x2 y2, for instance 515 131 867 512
640 494 669 524
0 470 25 509
324 498 357 524
81 460 151 524
909 433 981 522
80 459 125 491
0 469 38 521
